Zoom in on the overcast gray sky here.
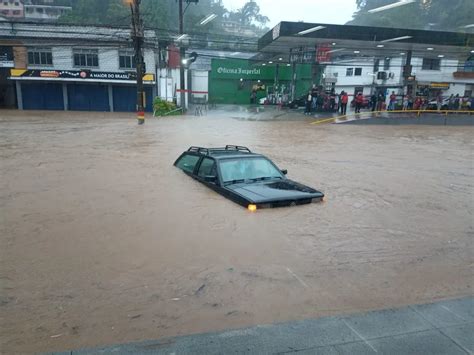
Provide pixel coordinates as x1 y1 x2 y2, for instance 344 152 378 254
222 0 358 27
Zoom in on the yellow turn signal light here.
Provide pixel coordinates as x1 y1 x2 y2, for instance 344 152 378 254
248 204 257 212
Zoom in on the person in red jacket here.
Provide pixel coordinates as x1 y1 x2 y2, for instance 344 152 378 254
389 91 397 110
340 91 348 115
355 92 364 113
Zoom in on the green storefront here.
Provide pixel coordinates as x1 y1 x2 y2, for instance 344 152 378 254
209 59 312 104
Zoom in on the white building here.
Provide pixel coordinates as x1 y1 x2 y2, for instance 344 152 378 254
0 22 158 111
0 0 24 19
324 54 473 101
23 0 72 21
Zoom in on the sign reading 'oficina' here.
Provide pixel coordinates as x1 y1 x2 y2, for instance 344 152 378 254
216 67 261 75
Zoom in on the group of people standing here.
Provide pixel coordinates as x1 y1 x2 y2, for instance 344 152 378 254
304 86 473 116
304 86 340 115
445 94 471 111
304 86 352 115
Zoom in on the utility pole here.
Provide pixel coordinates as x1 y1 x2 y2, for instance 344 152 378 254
178 0 186 111
129 0 145 125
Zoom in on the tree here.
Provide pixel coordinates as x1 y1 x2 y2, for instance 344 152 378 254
349 0 474 31
229 0 269 28
60 0 127 25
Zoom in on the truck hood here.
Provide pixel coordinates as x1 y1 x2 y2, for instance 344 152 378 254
226 179 324 204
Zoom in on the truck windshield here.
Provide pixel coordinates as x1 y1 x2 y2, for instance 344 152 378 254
220 158 283 184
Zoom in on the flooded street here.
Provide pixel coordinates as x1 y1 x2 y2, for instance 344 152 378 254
1 109 473 353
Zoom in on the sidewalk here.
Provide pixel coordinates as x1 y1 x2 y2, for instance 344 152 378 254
51 296 473 354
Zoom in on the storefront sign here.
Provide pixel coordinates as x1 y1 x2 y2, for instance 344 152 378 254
290 47 315 64
216 67 261 76
429 82 450 89
316 44 331 63
0 46 14 68
10 69 155 83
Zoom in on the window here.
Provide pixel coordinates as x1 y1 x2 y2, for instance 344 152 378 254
175 154 200 173
119 50 135 69
12 10 20 15
28 48 53 66
354 68 362 76
422 58 440 70
15 2 19 5
384 58 390 70
73 49 99 68
220 158 282 183
197 158 216 178
374 59 380 72
346 68 353 76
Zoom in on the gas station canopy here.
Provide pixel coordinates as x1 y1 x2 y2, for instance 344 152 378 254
255 22 474 63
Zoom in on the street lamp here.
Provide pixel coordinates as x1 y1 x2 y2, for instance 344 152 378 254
368 0 415 13
199 13 217 25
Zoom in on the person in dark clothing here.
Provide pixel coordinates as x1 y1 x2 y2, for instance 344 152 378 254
250 90 256 104
355 92 364 113
377 92 385 111
316 94 324 112
329 89 336 111
370 93 377 112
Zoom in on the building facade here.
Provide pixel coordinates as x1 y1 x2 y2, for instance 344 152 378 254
23 0 72 21
0 0 24 19
324 55 473 100
0 22 157 111
0 0 71 20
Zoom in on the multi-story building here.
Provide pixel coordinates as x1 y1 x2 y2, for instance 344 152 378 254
0 21 158 111
23 0 72 21
0 0 24 19
325 55 473 99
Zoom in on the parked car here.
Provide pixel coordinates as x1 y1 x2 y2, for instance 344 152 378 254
287 95 307 109
174 145 324 211
427 98 450 110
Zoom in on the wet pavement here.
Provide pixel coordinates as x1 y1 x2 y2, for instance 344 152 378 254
50 296 474 354
1 108 473 353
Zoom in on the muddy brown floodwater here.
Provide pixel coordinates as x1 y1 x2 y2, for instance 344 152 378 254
0 109 473 353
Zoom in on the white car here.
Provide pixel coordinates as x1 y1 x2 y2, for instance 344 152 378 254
427 98 449 110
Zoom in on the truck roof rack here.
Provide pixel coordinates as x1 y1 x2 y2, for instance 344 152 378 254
187 145 252 155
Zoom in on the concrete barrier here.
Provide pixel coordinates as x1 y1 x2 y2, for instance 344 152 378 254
446 115 474 126
337 114 473 126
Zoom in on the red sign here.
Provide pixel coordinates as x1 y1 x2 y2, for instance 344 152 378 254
316 44 331 63
168 45 181 69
